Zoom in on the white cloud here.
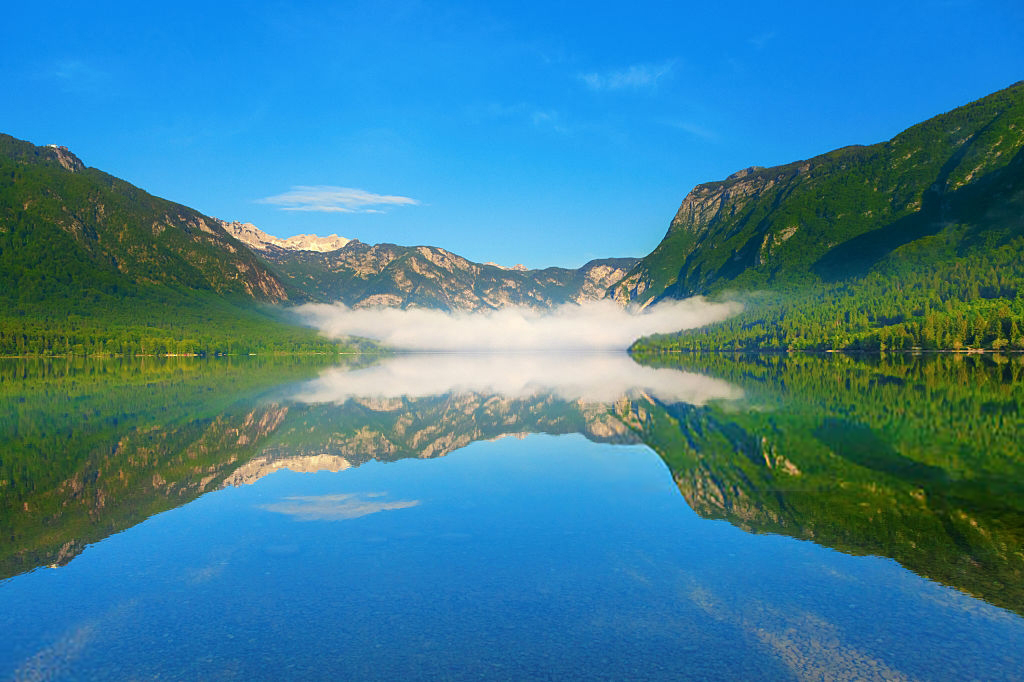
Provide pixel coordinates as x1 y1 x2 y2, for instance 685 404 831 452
580 60 676 91
664 120 719 141
291 352 743 406
530 109 568 133
294 298 741 352
257 186 420 213
260 493 420 521
471 102 571 134
46 58 109 93
748 32 777 49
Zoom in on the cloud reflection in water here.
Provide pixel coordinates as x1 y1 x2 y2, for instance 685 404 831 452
260 493 420 521
292 352 742 406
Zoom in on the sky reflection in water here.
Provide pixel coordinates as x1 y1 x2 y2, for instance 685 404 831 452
1 353 1023 681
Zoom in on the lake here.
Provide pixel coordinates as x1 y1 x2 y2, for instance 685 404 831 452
1 352 1023 680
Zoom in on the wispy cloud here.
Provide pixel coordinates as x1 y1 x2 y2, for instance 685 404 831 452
580 60 676 92
529 109 569 133
664 120 719 141
471 102 571 134
748 32 777 49
257 186 420 213
260 492 420 521
45 58 110 93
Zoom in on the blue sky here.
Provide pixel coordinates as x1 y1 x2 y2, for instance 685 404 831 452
3 1 1023 268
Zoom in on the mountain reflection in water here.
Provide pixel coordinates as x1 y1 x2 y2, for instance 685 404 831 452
2 351 1023 622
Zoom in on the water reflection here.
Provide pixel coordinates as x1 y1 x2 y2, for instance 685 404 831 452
2 352 1023 622
635 352 1024 616
259 492 421 521
291 351 742 404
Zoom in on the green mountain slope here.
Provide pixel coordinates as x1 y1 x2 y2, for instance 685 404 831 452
0 135 356 355
621 82 1024 351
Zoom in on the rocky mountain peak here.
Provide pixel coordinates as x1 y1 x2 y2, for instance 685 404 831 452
44 144 85 172
483 261 529 271
219 220 351 253
725 166 764 181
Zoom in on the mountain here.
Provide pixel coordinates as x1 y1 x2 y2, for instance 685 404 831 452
622 82 1024 351
0 135 355 355
0 132 636 356
221 220 351 253
222 221 637 311
0 136 287 302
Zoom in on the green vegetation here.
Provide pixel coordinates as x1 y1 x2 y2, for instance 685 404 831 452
0 290 370 356
4 351 1022 615
0 134 367 355
625 82 1024 352
0 355 350 578
626 352 1024 615
0 358 624 579
634 227 1024 351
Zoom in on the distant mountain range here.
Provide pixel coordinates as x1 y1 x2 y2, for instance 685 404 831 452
222 220 352 253
0 133 636 316
0 134 633 354
2 81 1023 353
220 220 637 311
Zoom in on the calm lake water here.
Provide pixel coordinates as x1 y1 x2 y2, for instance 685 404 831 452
1 352 1023 680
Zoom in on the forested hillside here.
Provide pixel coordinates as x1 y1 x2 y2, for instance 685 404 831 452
624 82 1024 351
625 352 1024 615
0 135 361 355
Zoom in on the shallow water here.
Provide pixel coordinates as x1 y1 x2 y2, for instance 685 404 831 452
1 352 1022 680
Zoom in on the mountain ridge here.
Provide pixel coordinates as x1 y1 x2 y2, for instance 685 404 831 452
625 80 1024 351
618 82 1024 306
220 219 638 310
0 134 360 355
0 134 289 303
0 133 636 353
220 220 352 253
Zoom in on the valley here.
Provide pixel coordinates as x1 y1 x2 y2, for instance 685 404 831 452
2 83 1024 354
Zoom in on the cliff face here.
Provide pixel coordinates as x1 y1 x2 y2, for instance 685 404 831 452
610 161 827 307
44 144 86 172
613 81 1024 306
